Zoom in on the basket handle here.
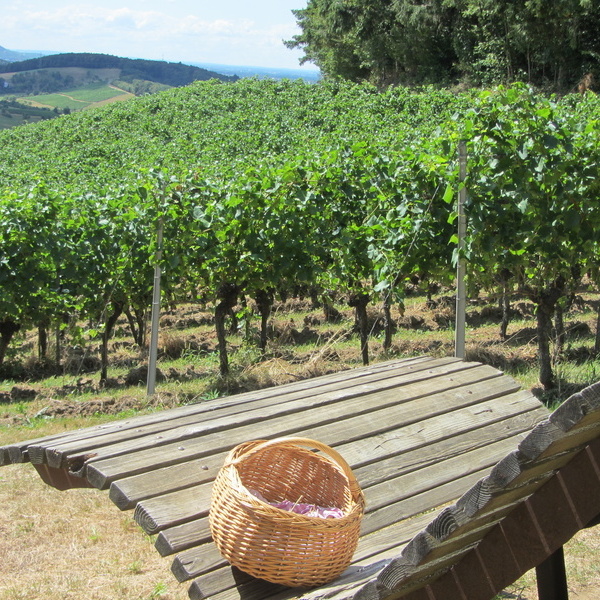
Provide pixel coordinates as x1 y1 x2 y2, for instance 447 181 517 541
229 437 362 498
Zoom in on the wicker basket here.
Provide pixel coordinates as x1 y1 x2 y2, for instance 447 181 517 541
209 437 365 587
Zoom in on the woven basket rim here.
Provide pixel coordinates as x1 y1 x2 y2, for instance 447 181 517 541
223 437 365 510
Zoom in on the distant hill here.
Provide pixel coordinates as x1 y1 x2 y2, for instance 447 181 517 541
0 45 45 62
0 51 240 129
193 62 321 83
0 52 238 90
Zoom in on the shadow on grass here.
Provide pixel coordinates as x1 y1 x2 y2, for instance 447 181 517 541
529 378 591 408
465 345 534 374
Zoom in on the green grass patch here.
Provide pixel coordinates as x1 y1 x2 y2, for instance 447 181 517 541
22 83 130 110
2 291 600 433
60 82 127 102
0 112 48 129
23 93 91 110
0 113 25 129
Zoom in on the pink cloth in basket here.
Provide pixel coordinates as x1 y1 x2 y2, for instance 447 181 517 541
249 489 344 519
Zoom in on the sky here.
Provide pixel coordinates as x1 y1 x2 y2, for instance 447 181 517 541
1 0 315 71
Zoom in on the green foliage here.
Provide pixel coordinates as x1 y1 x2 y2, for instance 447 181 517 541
112 79 170 96
0 99 57 129
0 79 599 385
20 83 130 111
0 78 469 192
461 85 600 286
2 69 75 95
287 0 600 90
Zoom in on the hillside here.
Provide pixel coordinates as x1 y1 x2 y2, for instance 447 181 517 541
0 51 240 129
0 78 472 190
0 79 600 392
1 78 600 600
0 52 237 95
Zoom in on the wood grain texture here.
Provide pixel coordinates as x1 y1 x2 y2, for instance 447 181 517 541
369 381 600 600
23 357 444 469
133 400 539 538
85 362 516 490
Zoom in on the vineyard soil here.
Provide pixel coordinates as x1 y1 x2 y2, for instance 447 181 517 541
1 293 600 599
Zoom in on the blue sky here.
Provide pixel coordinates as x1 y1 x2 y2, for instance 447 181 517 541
1 0 314 70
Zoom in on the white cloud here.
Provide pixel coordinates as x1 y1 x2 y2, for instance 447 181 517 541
19 6 167 34
16 6 276 42
1 2 312 69
106 8 161 30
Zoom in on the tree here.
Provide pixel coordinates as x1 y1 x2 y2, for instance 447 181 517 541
286 0 600 90
286 0 456 86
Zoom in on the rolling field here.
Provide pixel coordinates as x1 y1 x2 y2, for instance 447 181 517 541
22 82 133 110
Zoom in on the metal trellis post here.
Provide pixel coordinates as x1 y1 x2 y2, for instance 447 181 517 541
455 141 467 359
147 213 164 396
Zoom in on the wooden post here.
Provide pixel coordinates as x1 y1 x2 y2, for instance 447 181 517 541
536 547 569 600
455 141 467 359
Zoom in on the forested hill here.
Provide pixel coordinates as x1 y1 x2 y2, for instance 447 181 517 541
0 52 239 86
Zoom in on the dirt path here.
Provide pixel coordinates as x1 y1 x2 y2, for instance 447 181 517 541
55 92 88 104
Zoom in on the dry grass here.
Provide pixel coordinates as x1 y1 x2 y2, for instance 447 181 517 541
501 527 600 599
0 464 187 600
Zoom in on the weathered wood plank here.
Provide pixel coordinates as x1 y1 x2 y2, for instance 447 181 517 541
404 443 600 600
430 448 585 546
23 356 440 467
179 390 556 600
110 452 227 510
168 465 492 584
156 518 213 557
14 358 597 600
371 479 557 599
113 376 537 514
131 388 540 537
351 408 546 490
363 435 531 514
7 357 427 465
418 500 521 565
202 498 539 600
3 426 98 465
154 412 544 557
186 513 436 600
358 384 600 599
32 462 95 490
332 390 544 471
534 420 600 460
549 380 600 432
140 427 503 540
86 364 515 490
199 538 478 600
51 358 481 472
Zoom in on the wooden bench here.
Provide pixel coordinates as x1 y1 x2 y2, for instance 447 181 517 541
2 355 600 600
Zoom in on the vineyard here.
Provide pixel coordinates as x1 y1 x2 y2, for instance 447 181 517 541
1 79 600 396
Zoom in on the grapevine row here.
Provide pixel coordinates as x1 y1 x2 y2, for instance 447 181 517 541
1 82 599 387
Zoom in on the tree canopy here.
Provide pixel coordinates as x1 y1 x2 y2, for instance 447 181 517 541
286 0 600 90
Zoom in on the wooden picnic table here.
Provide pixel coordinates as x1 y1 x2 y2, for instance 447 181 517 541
2 355 600 600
